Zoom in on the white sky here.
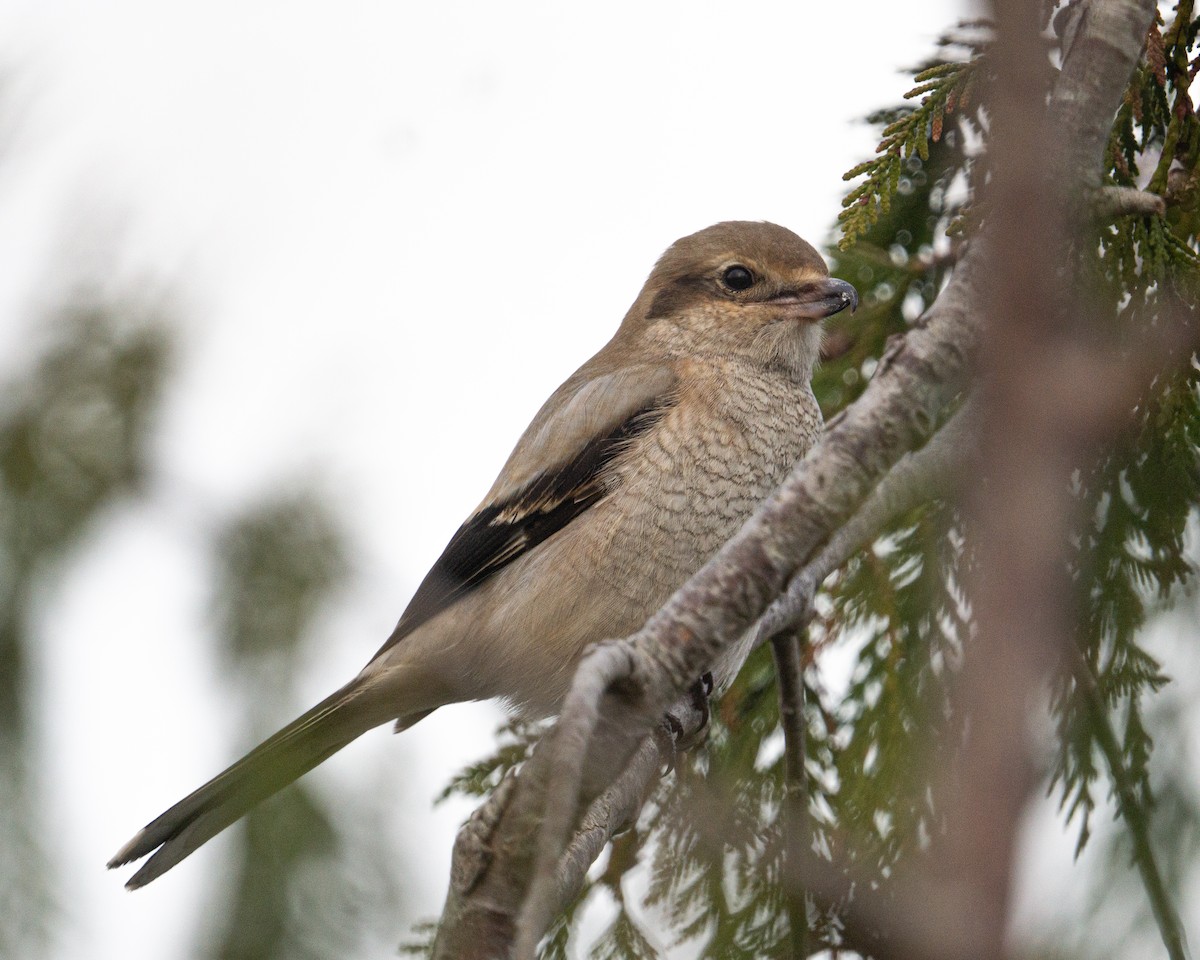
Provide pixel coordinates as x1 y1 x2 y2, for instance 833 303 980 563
5 2 1169 959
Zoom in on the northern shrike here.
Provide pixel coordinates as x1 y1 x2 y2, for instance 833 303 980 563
109 220 857 888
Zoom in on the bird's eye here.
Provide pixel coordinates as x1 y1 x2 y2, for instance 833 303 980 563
722 265 755 291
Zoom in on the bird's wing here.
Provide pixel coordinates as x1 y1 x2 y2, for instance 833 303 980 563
370 363 677 661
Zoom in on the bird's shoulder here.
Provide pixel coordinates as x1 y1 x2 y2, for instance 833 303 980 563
482 360 679 504
369 360 680 661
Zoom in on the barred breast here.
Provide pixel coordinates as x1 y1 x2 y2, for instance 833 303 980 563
473 356 822 714
603 356 821 604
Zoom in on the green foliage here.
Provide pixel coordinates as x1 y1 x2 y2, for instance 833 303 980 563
435 8 1200 958
826 510 967 867
640 666 793 957
1051 364 1197 852
1109 8 1200 200
837 20 1006 253
589 911 661 960
0 246 404 960
839 59 979 250
814 127 966 417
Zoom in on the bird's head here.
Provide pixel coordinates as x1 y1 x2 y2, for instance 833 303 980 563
624 221 857 378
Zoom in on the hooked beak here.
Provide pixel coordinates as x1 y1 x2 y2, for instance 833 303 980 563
769 277 859 320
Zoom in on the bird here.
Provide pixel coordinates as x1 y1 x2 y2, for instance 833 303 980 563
108 220 857 889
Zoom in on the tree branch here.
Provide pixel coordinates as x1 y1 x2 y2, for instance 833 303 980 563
770 628 811 959
509 242 986 957
430 691 706 960
1094 185 1167 220
929 2 1167 957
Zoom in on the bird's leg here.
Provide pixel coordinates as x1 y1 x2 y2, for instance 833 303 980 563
689 670 714 739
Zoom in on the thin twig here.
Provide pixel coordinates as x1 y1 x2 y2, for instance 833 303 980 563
431 688 704 960
1093 185 1167 220
549 734 661 908
771 629 811 959
1075 652 1191 960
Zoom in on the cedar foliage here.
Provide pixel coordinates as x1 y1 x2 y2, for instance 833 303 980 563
430 8 1200 958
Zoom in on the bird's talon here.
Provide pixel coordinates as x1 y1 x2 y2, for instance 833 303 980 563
655 717 683 774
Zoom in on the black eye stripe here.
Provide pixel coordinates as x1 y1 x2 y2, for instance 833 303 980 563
722 265 754 291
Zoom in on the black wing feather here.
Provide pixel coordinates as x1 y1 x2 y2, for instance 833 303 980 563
371 400 671 660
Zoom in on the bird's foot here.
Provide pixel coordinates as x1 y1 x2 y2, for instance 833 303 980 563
657 672 714 772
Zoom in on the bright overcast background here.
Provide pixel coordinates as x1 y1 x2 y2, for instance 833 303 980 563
2 2 1127 959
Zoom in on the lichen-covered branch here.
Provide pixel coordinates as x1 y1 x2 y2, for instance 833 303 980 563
509 242 985 958
430 693 705 960
1094 185 1168 220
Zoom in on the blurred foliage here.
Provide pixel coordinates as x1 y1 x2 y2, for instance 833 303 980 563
212 493 350 671
202 492 407 960
436 6 1200 959
0 298 170 729
0 258 407 956
0 291 171 959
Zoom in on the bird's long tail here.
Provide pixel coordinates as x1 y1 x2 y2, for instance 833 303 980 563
108 679 389 889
